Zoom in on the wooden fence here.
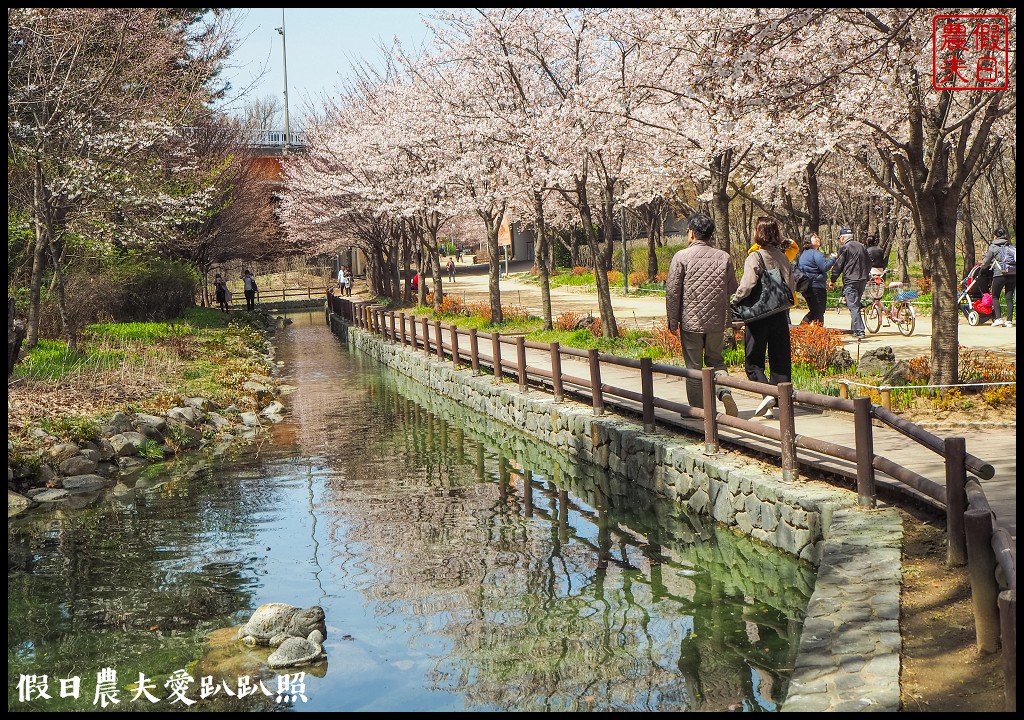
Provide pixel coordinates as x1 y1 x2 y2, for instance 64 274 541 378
329 293 1016 711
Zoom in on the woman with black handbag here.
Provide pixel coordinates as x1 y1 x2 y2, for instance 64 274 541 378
730 217 796 419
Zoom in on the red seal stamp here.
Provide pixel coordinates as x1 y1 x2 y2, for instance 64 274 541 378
932 14 1009 90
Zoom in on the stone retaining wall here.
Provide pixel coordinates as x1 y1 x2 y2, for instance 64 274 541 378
336 319 904 712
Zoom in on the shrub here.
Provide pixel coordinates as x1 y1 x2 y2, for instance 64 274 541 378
466 301 492 323
438 295 468 317
40 258 200 334
655 271 668 283
607 270 623 284
789 323 845 369
500 305 530 324
628 271 647 287
644 322 681 356
554 311 589 331
915 276 932 294
40 416 100 444
571 265 589 276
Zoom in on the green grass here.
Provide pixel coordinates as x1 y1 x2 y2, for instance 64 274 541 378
13 339 129 381
83 321 194 343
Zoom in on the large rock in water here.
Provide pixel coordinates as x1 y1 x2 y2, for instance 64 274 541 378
236 603 326 647
267 637 326 669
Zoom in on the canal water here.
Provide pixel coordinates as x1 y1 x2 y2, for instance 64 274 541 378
8 309 814 712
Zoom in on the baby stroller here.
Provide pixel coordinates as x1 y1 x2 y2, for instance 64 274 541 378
958 263 994 325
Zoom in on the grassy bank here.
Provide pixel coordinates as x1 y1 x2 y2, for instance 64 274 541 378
8 308 276 448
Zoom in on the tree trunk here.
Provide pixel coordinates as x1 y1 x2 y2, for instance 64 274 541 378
710 151 732 254
579 176 617 338
46 231 77 353
918 200 960 388
533 190 553 330
804 162 821 234
8 298 27 375
481 208 504 325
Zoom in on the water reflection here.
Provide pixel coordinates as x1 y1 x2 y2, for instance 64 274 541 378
7 310 812 712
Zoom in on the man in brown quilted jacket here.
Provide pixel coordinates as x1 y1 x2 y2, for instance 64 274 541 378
666 212 739 415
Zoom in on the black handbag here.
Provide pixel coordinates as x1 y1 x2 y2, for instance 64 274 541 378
730 250 794 323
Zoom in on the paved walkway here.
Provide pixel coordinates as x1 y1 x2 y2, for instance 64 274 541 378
417 260 1017 543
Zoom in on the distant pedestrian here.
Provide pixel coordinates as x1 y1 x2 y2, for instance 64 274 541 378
795 232 834 324
446 257 456 284
731 217 795 419
665 212 739 416
242 269 257 311
342 265 353 296
981 228 1015 327
214 273 229 313
829 227 871 338
865 234 888 274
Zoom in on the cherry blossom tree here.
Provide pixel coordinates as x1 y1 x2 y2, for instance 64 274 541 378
8 8 234 349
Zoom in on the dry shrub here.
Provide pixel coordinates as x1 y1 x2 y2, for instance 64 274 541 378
607 270 623 284
587 317 623 337
645 321 681 355
915 276 932 294
466 301 492 323
628 271 647 287
438 295 467 317
501 305 530 323
655 271 668 283
789 322 845 368
907 348 1016 385
554 311 589 331
571 266 589 276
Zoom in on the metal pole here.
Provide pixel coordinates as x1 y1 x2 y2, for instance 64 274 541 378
275 10 291 153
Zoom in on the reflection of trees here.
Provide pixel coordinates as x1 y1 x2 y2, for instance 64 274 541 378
7 451 290 711
311 368 814 712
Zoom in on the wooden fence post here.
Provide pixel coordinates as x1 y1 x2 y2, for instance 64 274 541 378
434 320 444 360
422 317 430 355
389 312 396 342
550 342 563 401
588 348 604 415
409 313 417 350
516 336 527 392
701 367 717 453
777 382 798 481
999 590 1016 711
492 332 502 382
451 324 460 367
469 328 480 375
945 436 968 566
853 396 875 507
640 357 655 432
399 312 407 346
964 508 1000 652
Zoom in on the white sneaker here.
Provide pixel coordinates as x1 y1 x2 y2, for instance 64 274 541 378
764 408 775 420
992 318 1005 326
1007 320 1015 327
754 396 777 418
719 392 739 417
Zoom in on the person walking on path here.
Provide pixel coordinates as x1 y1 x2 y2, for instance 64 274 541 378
666 212 739 416
865 234 888 274
242 269 258 311
342 265 353 296
731 217 796 419
981 228 1015 327
829 228 871 338
796 232 834 324
213 273 229 313
447 257 457 284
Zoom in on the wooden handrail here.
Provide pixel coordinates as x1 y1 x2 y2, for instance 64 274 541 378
330 297 1014 687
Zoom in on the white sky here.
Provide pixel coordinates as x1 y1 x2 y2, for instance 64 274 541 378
217 8 448 126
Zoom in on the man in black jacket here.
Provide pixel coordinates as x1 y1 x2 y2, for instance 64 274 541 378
829 228 871 338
